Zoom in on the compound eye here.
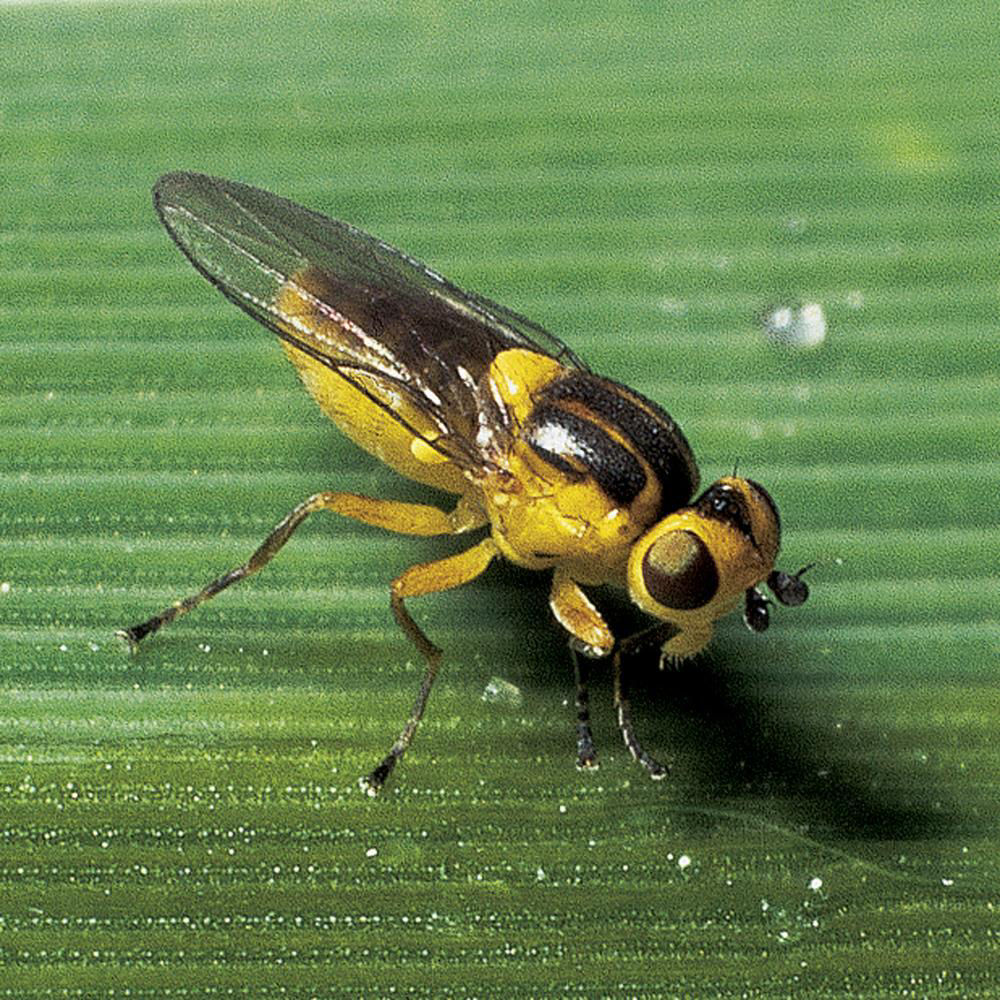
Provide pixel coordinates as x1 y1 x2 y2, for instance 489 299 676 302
641 530 719 611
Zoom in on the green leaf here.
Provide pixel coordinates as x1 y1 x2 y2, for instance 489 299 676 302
2 2 998 995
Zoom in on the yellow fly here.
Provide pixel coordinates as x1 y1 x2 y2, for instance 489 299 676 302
120 173 810 793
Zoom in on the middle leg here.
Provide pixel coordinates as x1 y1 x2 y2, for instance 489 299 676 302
361 535 500 795
571 648 599 770
612 622 680 780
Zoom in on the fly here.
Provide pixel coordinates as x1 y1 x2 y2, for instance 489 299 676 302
119 173 811 794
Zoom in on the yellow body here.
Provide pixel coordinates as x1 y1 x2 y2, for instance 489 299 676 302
477 349 667 584
275 272 784 663
284 336 662 584
277 281 469 496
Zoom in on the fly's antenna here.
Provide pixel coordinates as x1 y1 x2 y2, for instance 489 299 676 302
767 562 815 607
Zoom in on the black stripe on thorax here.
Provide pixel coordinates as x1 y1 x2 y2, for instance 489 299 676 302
532 371 699 512
524 404 646 505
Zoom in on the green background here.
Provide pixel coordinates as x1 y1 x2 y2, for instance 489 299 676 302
2 1 998 996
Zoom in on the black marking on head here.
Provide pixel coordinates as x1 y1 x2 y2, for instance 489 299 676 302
696 481 755 542
524 404 647 505
642 530 719 611
538 372 699 512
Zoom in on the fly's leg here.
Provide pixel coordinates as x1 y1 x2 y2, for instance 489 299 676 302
117 491 485 649
612 622 679 780
118 492 334 648
117 492 494 794
571 648 599 770
361 537 498 796
548 570 615 770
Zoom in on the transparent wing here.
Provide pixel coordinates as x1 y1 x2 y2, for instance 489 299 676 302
153 172 588 471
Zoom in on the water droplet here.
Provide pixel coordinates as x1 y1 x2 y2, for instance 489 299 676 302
760 302 827 348
481 676 523 706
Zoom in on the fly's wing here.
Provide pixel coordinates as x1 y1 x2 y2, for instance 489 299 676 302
153 172 588 471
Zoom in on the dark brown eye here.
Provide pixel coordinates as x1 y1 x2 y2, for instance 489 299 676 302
641 530 718 611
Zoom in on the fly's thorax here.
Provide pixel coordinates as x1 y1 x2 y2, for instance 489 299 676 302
480 447 640 582
482 350 701 581
626 476 783 632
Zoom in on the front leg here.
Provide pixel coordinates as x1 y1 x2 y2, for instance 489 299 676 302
549 569 615 657
549 570 615 769
571 649 599 770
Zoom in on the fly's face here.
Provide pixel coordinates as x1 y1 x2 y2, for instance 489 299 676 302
626 476 808 659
